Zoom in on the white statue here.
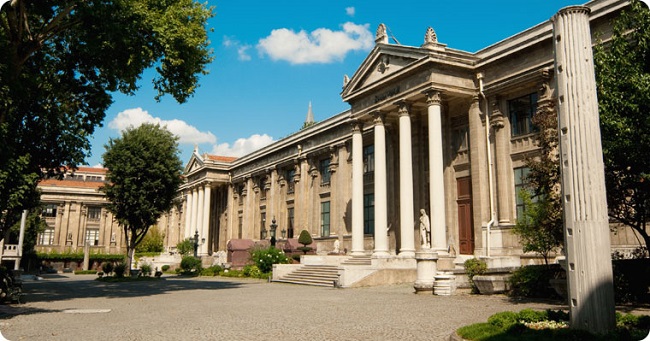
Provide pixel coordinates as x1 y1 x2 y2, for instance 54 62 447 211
419 209 431 249
333 239 340 254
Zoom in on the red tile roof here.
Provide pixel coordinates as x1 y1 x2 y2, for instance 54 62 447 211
39 178 104 189
205 155 237 163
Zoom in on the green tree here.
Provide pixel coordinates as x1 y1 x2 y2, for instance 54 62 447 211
135 227 165 253
594 0 650 255
513 92 563 264
101 123 183 270
0 0 213 239
176 238 194 256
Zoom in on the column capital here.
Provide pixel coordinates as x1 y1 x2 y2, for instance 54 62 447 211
351 120 364 133
423 89 442 106
372 111 386 125
395 100 411 117
490 96 505 130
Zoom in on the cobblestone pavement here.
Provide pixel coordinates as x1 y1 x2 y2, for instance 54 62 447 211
0 274 569 340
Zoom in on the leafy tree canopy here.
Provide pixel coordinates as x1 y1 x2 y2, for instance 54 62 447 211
594 0 650 254
0 0 213 238
101 123 183 269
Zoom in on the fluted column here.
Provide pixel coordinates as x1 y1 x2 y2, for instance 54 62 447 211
553 6 615 333
373 112 390 257
202 184 211 255
184 191 192 239
196 185 205 242
189 187 198 240
351 121 365 255
425 90 447 252
397 102 415 257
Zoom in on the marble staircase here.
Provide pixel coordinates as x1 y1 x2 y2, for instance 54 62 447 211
274 264 340 287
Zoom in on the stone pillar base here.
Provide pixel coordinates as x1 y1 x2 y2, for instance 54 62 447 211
414 250 438 294
434 272 457 296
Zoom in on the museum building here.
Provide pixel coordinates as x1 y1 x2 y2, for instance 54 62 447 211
28 0 641 285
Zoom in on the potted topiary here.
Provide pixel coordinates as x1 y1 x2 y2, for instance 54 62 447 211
298 230 313 254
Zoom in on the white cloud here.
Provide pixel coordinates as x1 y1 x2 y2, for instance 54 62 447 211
223 35 252 61
211 134 274 157
108 108 217 145
256 22 373 64
346 7 355 16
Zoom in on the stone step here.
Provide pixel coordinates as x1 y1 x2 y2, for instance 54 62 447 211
341 256 371 266
274 265 340 287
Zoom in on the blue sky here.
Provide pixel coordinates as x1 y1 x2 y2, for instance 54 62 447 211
85 0 582 167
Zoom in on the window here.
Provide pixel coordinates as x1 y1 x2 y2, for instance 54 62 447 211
364 194 375 235
321 201 330 237
85 229 99 246
286 168 296 194
237 184 244 205
260 212 266 239
287 207 295 239
86 175 103 182
452 126 469 152
319 158 331 185
68 174 84 180
87 207 101 221
259 177 267 200
509 93 538 136
38 228 55 245
363 145 375 182
514 167 534 221
42 204 57 218
238 215 243 239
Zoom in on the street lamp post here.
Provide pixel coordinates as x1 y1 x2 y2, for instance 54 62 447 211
193 230 199 257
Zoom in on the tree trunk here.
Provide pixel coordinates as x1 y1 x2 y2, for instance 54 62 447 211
126 247 134 273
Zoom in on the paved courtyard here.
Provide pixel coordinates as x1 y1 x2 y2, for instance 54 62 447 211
0 274 567 340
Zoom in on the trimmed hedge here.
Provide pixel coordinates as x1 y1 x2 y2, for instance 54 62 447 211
37 251 126 263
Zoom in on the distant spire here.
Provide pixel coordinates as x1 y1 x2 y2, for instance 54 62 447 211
305 102 315 124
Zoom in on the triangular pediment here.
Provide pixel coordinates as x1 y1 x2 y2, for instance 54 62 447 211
183 153 204 175
342 44 429 100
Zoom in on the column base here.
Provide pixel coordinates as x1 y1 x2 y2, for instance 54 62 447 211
398 251 416 259
372 250 391 258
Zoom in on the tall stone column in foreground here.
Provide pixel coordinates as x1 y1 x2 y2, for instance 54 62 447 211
552 6 615 333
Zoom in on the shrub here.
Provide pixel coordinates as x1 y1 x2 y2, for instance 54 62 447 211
176 238 194 256
180 256 202 274
243 264 263 278
298 230 313 247
487 311 519 329
200 265 222 276
508 264 560 299
114 263 127 278
140 263 153 277
463 258 487 293
102 262 114 275
161 265 170 272
250 246 290 273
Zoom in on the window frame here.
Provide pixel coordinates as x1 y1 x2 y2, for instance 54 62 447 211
509 93 538 137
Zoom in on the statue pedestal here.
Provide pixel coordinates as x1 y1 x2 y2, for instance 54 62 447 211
413 250 438 294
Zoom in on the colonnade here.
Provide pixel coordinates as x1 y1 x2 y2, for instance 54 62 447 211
183 183 211 255
351 90 448 258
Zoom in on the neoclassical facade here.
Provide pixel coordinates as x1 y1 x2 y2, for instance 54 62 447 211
30 0 641 271
179 0 639 268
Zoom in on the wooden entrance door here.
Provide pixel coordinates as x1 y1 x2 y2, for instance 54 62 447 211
457 177 474 255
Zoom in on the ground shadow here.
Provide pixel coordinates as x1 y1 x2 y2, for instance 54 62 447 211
9 274 249 310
